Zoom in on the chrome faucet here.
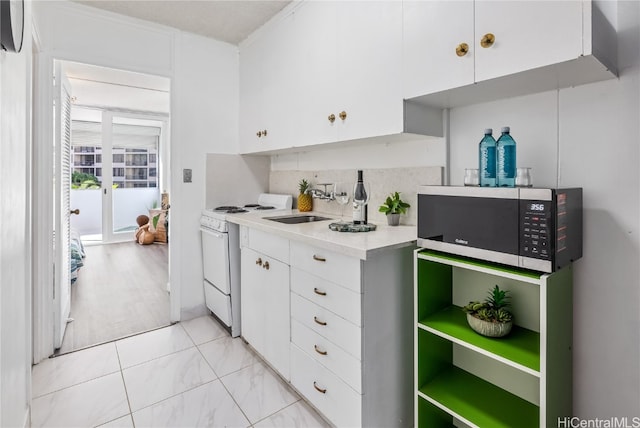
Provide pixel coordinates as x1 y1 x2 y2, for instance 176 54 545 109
310 183 334 201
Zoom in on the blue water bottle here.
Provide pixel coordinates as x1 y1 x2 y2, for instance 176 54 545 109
479 128 497 187
497 127 516 187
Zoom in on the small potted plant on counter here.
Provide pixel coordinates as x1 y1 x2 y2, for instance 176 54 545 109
378 191 410 226
462 285 513 338
298 178 313 212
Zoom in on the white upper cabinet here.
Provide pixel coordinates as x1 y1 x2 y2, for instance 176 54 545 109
403 0 617 107
473 1 583 82
403 0 474 98
239 10 296 153
333 1 403 143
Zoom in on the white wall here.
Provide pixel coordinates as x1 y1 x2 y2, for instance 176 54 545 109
172 31 239 317
0 1 33 426
32 1 240 324
449 2 639 418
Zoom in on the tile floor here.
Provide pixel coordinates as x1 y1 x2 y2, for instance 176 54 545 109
31 315 329 428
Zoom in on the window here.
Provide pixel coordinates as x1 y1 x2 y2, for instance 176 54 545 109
113 154 124 163
96 154 102 163
149 154 157 163
125 182 148 188
126 153 148 167
96 168 102 177
149 168 157 178
149 181 157 188
113 168 124 177
125 168 147 180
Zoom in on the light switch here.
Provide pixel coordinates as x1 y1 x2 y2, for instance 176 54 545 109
183 169 192 183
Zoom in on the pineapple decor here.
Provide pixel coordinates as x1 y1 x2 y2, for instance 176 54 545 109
462 285 513 338
298 178 313 212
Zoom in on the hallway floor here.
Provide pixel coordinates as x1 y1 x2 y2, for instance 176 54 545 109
32 316 328 427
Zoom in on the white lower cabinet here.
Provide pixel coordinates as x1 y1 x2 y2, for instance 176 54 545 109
240 245 290 380
241 226 414 427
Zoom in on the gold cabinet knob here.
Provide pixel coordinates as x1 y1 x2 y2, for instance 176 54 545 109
70 209 80 215
256 131 262 138
328 113 336 123
339 111 347 121
256 258 262 266
262 129 267 137
480 33 495 48
263 261 270 270
456 42 469 57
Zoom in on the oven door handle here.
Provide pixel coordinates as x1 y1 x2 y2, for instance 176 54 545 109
200 227 225 239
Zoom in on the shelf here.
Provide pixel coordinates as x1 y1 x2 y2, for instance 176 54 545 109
417 250 543 284
419 306 540 375
418 366 539 428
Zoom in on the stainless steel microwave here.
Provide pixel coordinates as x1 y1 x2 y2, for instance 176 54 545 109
417 186 583 273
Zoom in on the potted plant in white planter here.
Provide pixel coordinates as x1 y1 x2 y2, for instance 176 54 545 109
378 192 411 226
462 285 513 338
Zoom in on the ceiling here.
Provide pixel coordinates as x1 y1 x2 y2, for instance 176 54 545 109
72 0 292 45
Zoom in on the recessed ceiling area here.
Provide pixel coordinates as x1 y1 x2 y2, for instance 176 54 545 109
71 0 292 45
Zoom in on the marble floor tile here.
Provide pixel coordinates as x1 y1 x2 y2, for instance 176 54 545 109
132 380 250 428
31 372 129 428
254 401 330 428
198 335 259 377
181 315 228 345
97 414 134 427
116 324 194 368
122 347 216 411
32 342 120 398
221 361 299 424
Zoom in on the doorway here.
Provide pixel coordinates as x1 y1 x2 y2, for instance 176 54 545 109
37 59 173 356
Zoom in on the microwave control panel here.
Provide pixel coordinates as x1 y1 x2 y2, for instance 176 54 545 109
520 200 554 260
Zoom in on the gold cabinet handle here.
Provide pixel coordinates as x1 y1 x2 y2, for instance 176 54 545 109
255 258 262 266
313 381 327 394
312 255 326 262
313 316 327 326
314 344 328 356
313 287 327 296
480 33 495 48
328 113 336 123
339 111 347 121
70 209 80 215
455 42 469 57
263 261 270 270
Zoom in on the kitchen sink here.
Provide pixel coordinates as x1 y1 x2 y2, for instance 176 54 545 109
266 214 332 224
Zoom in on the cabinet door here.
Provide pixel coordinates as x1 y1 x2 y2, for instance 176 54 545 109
291 1 338 147
474 0 583 82
240 247 265 354
402 1 474 98
261 256 291 380
260 10 297 152
337 1 403 141
239 36 267 153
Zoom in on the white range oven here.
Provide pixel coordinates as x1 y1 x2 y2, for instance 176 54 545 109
200 193 292 337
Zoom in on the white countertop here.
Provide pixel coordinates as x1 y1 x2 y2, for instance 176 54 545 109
226 209 417 260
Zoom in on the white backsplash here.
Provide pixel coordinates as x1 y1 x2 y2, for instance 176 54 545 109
269 167 443 226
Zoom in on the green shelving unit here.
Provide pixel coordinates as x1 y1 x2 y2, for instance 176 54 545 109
414 249 573 428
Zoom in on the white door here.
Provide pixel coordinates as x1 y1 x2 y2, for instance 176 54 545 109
402 0 474 98
474 1 583 82
53 63 73 349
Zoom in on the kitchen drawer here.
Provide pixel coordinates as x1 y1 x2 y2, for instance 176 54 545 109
291 292 361 360
291 319 362 393
290 241 360 292
291 343 361 428
291 267 361 326
246 227 289 264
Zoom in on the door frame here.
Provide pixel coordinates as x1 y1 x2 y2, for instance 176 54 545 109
32 53 179 363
